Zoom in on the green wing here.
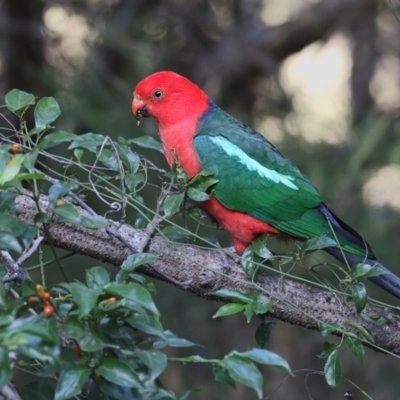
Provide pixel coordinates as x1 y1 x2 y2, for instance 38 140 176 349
194 104 372 257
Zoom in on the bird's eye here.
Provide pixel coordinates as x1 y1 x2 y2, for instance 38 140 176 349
153 90 164 99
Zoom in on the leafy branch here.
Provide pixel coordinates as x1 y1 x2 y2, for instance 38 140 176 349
0 89 399 400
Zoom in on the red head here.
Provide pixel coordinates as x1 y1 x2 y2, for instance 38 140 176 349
132 71 209 129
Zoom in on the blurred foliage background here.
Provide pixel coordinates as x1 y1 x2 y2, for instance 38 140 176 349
1 0 400 398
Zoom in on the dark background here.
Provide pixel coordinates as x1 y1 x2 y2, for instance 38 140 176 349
1 0 400 398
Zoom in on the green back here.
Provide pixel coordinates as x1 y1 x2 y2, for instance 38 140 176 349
193 103 374 258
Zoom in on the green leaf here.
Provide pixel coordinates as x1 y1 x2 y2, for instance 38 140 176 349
188 172 218 191
115 140 140 173
37 131 77 150
26 127 45 138
125 172 144 192
1 154 24 184
125 314 165 338
252 237 274 259
0 190 17 212
222 355 263 399
317 342 337 359
347 321 374 342
55 366 91 400
97 379 138 400
21 224 38 249
5 89 35 116
96 358 143 388
0 315 14 328
324 349 341 388
53 203 81 224
252 293 273 314
70 282 101 318
22 150 39 173
62 317 105 352
7 314 58 344
352 282 368 314
11 172 45 182
99 148 120 171
48 182 70 205
18 343 59 364
19 381 54 400
69 133 106 152
104 282 159 316
344 335 365 360
135 348 167 380
350 263 387 281
34 97 61 128
244 303 255 323
236 348 291 374
117 253 158 282
255 320 272 349
79 215 109 229
360 314 387 325
163 192 185 217
213 363 236 389
213 289 253 304
86 266 109 288
318 322 340 336
122 253 158 270
129 136 163 152
213 303 245 318
301 236 338 254
154 330 196 348
34 212 50 224
240 247 259 279
187 187 211 202
0 233 22 253
0 347 10 390
161 225 191 240
74 148 83 161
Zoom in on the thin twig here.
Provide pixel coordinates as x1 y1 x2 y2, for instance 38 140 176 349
145 159 166 174
88 136 123 214
1 251 30 282
0 112 17 131
8 287 36 316
0 382 23 400
17 236 44 265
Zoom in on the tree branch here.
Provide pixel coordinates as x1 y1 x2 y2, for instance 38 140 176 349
14 192 400 355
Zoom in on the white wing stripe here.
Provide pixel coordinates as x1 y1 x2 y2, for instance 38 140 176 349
209 136 298 190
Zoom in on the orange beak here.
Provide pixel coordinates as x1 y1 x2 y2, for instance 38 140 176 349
132 95 151 118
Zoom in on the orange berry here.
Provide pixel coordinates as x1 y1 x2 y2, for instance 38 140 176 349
42 292 51 301
11 144 21 154
72 344 82 356
28 296 37 303
43 305 54 317
106 297 117 303
55 200 64 207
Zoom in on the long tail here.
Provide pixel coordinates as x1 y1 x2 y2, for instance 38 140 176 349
325 247 400 300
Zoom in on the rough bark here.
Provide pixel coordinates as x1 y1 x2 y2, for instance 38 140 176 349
14 192 400 356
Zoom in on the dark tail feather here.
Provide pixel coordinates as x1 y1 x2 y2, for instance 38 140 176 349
325 247 400 300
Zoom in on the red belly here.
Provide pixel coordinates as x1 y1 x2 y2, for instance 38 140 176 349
201 197 280 253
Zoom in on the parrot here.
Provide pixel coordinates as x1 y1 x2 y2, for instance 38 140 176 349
132 70 400 300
